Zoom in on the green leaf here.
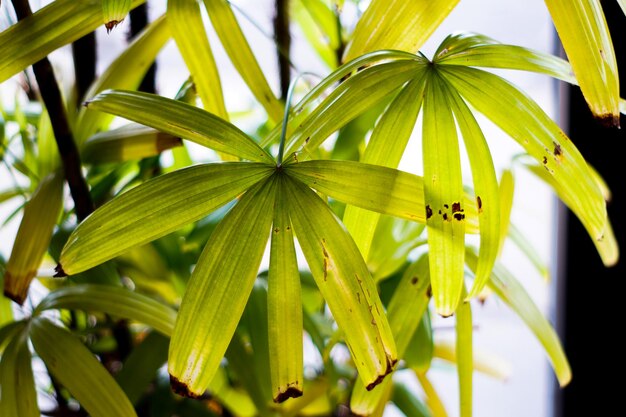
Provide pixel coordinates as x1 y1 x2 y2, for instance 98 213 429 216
283 175 397 390
203 0 283 122
544 0 620 125
456 288 473 417
268 182 303 402
85 90 274 163
466 250 572 386
60 162 273 275
508 223 549 281
34 284 177 336
30 318 137 417
433 340 510 381
404 311 434 373
286 160 479 233
0 0 145 83
168 176 277 397
443 81 500 300
343 75 427 259
3 172 64 305
422 72 466 317
350 255 431 415
82 123 182 164
285 60 424 157
416 372 448 417
293 0 338 68
0 328 38 417
344 0 460 61
434 32 577 84
391 382 432 417
168 0 227 119
440 66 617 266
497 169 515 256
75 14 170 143
103 0 131 32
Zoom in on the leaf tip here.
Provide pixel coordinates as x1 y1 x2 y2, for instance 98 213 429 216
365 356 396 391
595 112 620 129
53 264 67 278
104 20 123 34
169 374 203 399
273 386 303 403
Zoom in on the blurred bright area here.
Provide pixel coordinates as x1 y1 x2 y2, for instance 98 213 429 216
1 1 561 416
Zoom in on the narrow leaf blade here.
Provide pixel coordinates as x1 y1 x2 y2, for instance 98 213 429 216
0 330 38 417
103 0 131 32
456 289 473 417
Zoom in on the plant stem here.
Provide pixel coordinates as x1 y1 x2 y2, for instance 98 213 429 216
71 32 97 107
129 3 157 94
11 0 94 222
274 0 291 100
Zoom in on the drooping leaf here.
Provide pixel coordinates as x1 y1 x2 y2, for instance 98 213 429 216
34 284 177 336
85 90 274 163
59 162 273 275
544 0 620 125
168 176 277 397
103 0 131 32
343 75 427 259
416 372 448 417
0 0 145 83
440 66 617 266
422 72 466 317
268 180 303 402
508 223 550 281
466 250 571 386
283 174 397 390
455 288 473 417
0 328 38 417
82 123 182 164
433 339 511 381
293 0 338 68
497 169 515 256
30 318 137 417
75 14 170 143
404 311 434 373
203 0 283 122
344 0 460 61
391 381 432 417
3 172 64 304
168 0 227 119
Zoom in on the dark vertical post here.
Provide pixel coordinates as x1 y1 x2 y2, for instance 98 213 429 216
274 0 291 100
554 2 625 415
129 2 157 94
72 32 97 106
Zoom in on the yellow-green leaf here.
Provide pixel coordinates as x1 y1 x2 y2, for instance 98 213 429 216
416 372 448 417
168 0 227 119
284 175 397 390
422 72 465 317
391 382 431 417
0 0 145 83
456 288 472 417
544 0 620 125
344 0 460 61
85 90 274 163
103 0 131 32
34 284 177 336
59 162 273 275
0 328 38 417
268 178 303 402
498 169 515 256
168 176 277 397
203 0 283 122
30 318 137 417
3 172 64 305
433 339 511 381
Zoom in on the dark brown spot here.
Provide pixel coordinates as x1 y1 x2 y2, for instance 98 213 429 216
451 202 461 213
54 264 67 278
443 213 448 221
553 142 563 159
453 213 465 221
444 204 449 209
438 209 442 215
356 292 361 303
105 20 122 33
273 386 303 403
595 112 620 128
543 156 548 165
476 196 483 212
274 227 280 234
365 356 396 391
411 277 419 285
426 286 432 298
426 205 433 219
305 137 310 144
286 225 291 231
170 375 202 399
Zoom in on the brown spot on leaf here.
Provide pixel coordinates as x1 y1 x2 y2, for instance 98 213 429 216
444 204 449 209
453 212 465 221
426 205 433 219
477 196 483 213
543 156 548 165
451 202 461 213
426 286 432 298
105 20 123 34
411 277 419 285
274 227 280 234
274 386 303 403
553 141 563 161
170 375 202 399
443 213 448 221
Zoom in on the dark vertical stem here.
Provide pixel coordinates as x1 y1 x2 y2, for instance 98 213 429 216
334 5 345 67
554 1 624 416
71 32 97 107
11 0 94 221
129 3 157 94
274 0 291 100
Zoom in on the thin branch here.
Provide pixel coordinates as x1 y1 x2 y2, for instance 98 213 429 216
11 0 94 221
129 3 156 94
274 0 291 100
71 32 97 107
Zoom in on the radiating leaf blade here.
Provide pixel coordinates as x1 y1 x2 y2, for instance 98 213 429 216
268 179 303 402
456 288 473 417
203 0 283 122
168 0 227 119
344 0 459 61
544 0 619 125
422 72 466 317
30 318 137 417
3 172 64 305
284 175 397 390
0 0 145 83
85 90 274 163
103 0 131 31
34 284 177 336
60 162 273 275
168 176 277 397
0 329 38 417
441 66 617 266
